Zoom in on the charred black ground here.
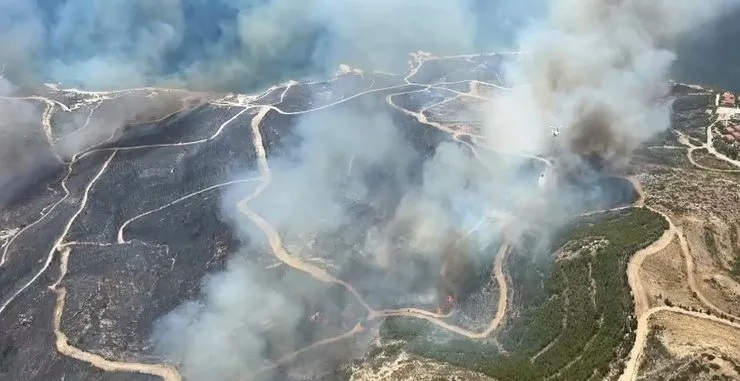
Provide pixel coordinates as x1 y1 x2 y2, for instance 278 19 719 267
0 54 642 381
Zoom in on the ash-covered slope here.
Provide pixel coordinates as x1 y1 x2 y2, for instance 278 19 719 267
0 55 499 381
0 51 647 381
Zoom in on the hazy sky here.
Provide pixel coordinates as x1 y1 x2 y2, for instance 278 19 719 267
1 0 736 92
0 0 541 91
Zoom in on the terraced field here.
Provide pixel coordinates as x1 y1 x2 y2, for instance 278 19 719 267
379 208 668 381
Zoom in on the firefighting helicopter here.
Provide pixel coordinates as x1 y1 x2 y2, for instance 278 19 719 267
538 125 562 189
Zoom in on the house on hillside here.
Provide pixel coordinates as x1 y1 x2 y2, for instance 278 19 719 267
723 91 736 107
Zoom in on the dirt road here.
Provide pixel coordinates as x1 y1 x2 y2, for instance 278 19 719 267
620 304 740 381
705 123 740 168
371 244 510 339
620 201 740 381
51 248 182 381
236 100 514 362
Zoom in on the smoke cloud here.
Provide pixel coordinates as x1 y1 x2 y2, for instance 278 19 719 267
0 0 735 379
0 76 194 206
151 1 740 379
154 99 520 379
153 256 303 381
0 76 59 206
486 0 740 170
0 0 489 92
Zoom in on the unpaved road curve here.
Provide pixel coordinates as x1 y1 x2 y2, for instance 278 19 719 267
117 178 259 244
46 151 182 381
618 128 740 381
625 217 676 317
675 128 740 173
0 151 118 316
238 101 512 344
231 56 528 376
235 106 374 314
51 248 182 381
371 244 510 339
246 323 365 381
646 205 740 321
619 209 675 381
237 203 374 314
619 305 740 381
705 123 740 168
620 204 740 381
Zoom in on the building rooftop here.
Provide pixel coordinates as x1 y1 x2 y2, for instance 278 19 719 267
723 91 736 107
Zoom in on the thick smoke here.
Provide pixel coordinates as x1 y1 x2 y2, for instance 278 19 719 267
150 1 740 378
486 0 740 171
0 76 60 206
153 256 303 381
153 102 515 379
53 90 190 157
0 76 194 205
243 106 415 243
0 0 484 92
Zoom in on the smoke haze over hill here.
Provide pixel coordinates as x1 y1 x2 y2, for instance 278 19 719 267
486 0 740 170
1 0 494 92
1 1 739 380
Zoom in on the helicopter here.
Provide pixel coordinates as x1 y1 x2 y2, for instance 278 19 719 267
550 125 561 137
538 125 562 189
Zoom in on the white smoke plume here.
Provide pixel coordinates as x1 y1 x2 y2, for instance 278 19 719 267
0 0 482 91
0 76 59 206
485 0 740 170
152 256 303 381
155 102 512 379
148 0 740 380
0 75 194 205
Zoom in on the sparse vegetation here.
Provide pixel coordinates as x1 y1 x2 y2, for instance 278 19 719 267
631 147 690 169
0 338 16 374
728 224 740 282
380 208 668 381
693 148 740 170
714 140 740 160
731 260 740 282
642 169 740 221
704 227 721 264
638 326 671 373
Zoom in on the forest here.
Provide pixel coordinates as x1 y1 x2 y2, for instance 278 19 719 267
380 208 668 381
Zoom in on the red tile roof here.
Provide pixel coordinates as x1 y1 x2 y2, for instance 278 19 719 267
723 91 736 106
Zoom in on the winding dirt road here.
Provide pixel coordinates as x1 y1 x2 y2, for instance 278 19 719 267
1 92 260 380
619 126 740 381
705 122 740 168
235 103 511 334
246 323 365 381
51 248 182 381
676 130 740 173
226 53 740 380
232 63 519 375
9 51 712 380
619 207 740 381
370 244 510 339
